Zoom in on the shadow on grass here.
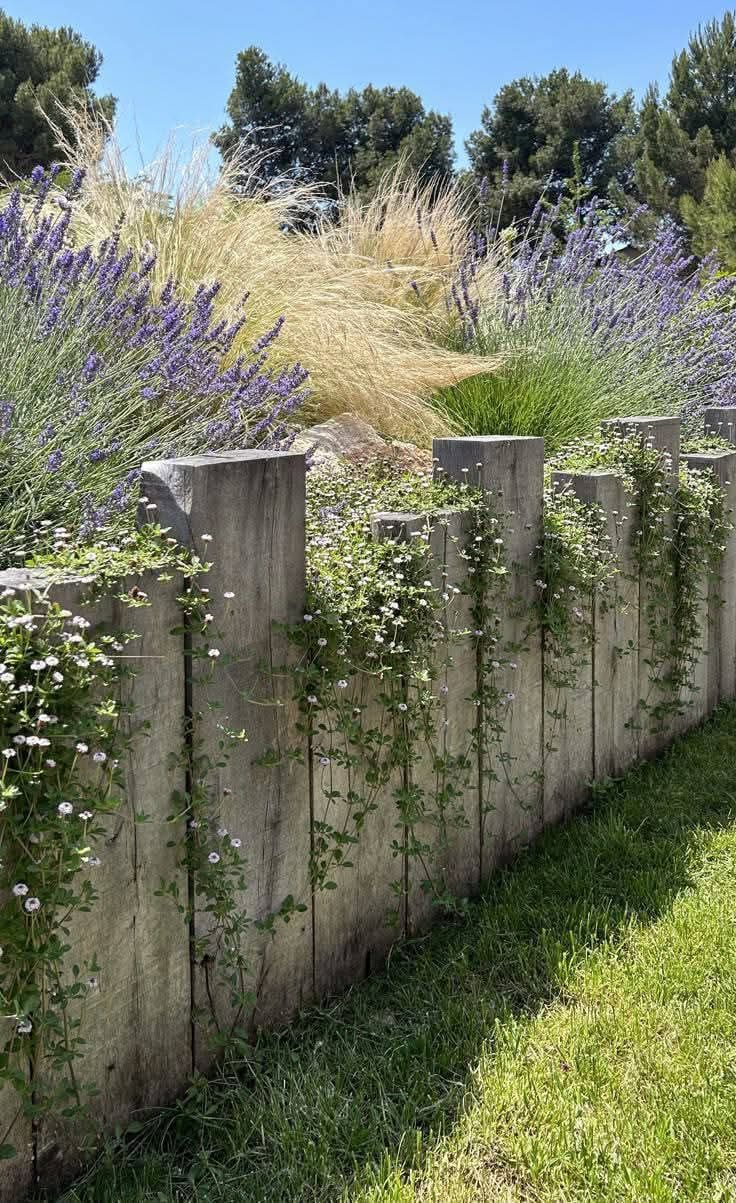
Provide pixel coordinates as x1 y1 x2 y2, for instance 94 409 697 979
56 704 736 1203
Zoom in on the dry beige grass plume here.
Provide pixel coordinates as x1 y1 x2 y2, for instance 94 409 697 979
49 108 501 443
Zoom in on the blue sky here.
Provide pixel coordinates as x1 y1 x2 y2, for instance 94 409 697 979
7 1 734 169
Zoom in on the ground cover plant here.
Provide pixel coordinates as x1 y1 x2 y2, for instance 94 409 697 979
52 702 736 1203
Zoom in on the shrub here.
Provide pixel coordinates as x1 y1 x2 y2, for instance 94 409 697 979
0 167 308 565
434 202 736 449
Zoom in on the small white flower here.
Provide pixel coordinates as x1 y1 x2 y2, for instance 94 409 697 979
303 614 313 622
44 758 57 768
37 738 50 748
201 533 213 542
57 802 73 816
51 671 64 683
223 591 235 599
17 683 33 694
79 810 94 821
71 615 90 629
45 655 59 666
2 748 15 758
87 856 101 867
207 648 220 658
0 672 14 684
24 897 41 912
230 837 242 849
25 735 40 746
16 1018 32 1035
398 702 408 712
216 826 228 838
30 660 46 671
75 742 88 754
207 851 220 864
439 684 449 695
111 642 124 653
336 679 348 689
319 755 330 766
203 613 214 624
535 579 547 589
92 751 107 763
12 735 25 745
189 819 201 829
12 883 28 896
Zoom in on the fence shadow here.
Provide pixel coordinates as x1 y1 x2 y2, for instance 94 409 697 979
58 703 736 1203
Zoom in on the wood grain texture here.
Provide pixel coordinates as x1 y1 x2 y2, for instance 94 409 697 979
141 452 312 1068
433 437 545 875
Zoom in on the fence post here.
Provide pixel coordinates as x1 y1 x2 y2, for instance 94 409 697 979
566 472 638 780
0 564 189 1194
141 450 311 1069
601 416 681 758
433 436 544 876
686 447 736 709
704 406 736 445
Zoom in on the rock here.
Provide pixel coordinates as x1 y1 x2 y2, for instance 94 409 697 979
290 413 431 473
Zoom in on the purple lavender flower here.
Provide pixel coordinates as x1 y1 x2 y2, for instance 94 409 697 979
0 169 310 561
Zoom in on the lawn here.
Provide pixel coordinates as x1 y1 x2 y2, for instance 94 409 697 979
57 705 736 1203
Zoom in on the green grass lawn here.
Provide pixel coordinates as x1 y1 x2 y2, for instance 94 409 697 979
57 706 736 1203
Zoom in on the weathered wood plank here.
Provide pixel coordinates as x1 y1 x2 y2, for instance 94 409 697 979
141 451 312 1068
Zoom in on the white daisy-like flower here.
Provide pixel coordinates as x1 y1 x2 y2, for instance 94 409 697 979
24 897 41 912
207 851 220 864
79 811 94 821
2 748 15 758
230 837 242 849
45 655 59 666
92 751 107 763
51 671 64 683
44 759 57 768
201 533 213 542
57 802 73 816
12 735 25 745
336 679 348 689
75 742 89 754
12 883 28 896
223 591 235 599
16 1018 32 1035
207 648 220 658
30 660 46 671
0 672 14 684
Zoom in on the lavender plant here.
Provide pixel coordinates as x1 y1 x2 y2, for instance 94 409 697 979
437 202 736 449
0 167 308 566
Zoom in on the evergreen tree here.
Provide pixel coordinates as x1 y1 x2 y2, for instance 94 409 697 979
215 47 453 197
681 154 736 268
465 69 635 226
0 10 115 176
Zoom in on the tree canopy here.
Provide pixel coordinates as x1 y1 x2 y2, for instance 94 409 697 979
465 69 636 225
214 46 454 197
0 10 115 177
